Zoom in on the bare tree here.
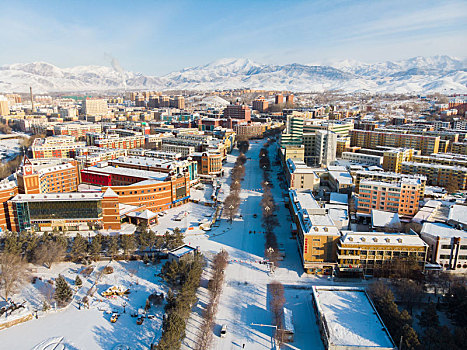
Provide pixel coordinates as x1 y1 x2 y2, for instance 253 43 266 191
0 252 29 300
34 240 66 269
40 282 55 310
269 281 286 342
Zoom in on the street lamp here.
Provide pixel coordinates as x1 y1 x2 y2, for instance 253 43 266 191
122 301 127 314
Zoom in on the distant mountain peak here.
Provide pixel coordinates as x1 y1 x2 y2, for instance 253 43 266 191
0 56 466 94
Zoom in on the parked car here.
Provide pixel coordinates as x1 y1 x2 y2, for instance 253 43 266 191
137 316 144 325
220 324 227 337
110 313 119 323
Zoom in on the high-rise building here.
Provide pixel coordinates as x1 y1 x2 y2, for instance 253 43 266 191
275 94 284 104
303 131 337 167
350 129 440 155
357 178 423 217
286 94 294 105
223 103 251 121
401 161 467 189
0 95 9 116
252 96 268 112
82 98 108 116
382 148 415 173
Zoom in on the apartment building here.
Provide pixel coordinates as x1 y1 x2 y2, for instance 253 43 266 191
382 148 415 173
0 180 18 231
82 98 108 116
161 144 195 157
191 152 222 177
412 153 467 168
303 131 337 167
51 122 102 140
451 141 467 155
337 231 427 276
0 95 9 116
288 190 340 274
357 178 423 217
420 222 467 272
350 130 440 155
280 145 305 162
105 156 198 181
342 152 383 166
353 170 426 198
233 122 268 138
401 161 467 189
252 96 268 112
304 120 354 138
285 159 320 191
31 136 86 159
89 133 146 149
223 103 251 121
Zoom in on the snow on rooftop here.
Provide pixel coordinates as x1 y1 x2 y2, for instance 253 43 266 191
312 287 395 349
371 209 401 228
341 231 427 246
169 245 196 257
448 204 467 225
421 222 467 239
330 192 348 205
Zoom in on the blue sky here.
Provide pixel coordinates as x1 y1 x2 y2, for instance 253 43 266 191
1 0 466 75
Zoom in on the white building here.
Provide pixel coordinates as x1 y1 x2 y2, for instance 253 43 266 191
420 222 467 272
341 152 383 166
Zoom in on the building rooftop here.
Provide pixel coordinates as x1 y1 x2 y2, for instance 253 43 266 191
421 222 467 239
448 204 467 225
371 210 401 228
330 192 348 205
83 166 169 182
10 192 102 203
312 286 395 349
340 231 427 247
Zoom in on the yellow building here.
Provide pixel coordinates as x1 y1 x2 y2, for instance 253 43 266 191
401 161 467 190
281 145 305 162
337 231 428 276
288 190 340 274
350 130 440 155
382 148 416 173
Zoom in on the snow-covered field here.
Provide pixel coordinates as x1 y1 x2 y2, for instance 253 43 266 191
0 137 23 162
1 261 166 350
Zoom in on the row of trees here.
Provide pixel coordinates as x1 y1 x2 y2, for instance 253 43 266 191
368 281 420 350
224 153 248 222
269 281 286 344
259 144 280 264
1 228 185 267
157 254 204 350
196 250 229 350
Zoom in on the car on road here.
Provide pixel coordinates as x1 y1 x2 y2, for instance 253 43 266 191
110 313 119 323
220 324 227 337
253 213 257 218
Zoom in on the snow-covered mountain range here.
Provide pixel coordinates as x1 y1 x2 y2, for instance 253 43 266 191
1 56 466 94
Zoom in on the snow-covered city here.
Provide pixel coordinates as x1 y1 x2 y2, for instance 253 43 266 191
1 1 467 350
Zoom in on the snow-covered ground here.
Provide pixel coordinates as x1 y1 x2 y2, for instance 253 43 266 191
182 140 370 350
2 139 373 350
1 261 166 350
0 137 23 162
